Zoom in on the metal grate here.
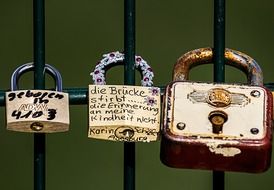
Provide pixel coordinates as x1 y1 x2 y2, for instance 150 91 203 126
0 0 274 190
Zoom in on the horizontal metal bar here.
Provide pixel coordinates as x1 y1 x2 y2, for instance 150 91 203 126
64 88 89 105
1 84 274 107
264 83 274 90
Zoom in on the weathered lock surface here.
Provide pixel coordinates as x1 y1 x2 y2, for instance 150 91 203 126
6 63 70 133
88 51 161 142
161 47 273 173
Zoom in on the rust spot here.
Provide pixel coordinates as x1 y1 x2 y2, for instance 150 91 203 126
173 47 262 85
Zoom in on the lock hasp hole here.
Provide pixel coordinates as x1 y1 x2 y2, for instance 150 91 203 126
188 65 246 84
188 64 212 82
225 65 247 83
105 66 124 85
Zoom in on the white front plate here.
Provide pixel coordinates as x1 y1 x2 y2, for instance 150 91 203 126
167 82 267 139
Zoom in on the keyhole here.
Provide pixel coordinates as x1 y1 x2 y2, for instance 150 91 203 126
121 129 134 138
30 122 44 131
208 110 228 134
114 127 135 139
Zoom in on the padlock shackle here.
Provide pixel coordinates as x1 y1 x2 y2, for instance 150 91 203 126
90 51 154 87
11 62 63 91
173 47 263 85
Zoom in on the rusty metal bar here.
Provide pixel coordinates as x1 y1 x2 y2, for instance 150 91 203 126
173 47 263 85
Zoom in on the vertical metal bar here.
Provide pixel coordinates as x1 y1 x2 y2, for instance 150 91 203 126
213 0 225 82
213 171 225 190
33 0 46 190
124 0 135 190
213 0 225 190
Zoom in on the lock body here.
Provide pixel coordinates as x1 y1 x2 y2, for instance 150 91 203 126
6 89 69 133
88 84 160 142
88 52 160 142
5 63 70 133
161 81 273 172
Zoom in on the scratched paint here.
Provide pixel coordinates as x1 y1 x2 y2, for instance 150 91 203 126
206 141 241 157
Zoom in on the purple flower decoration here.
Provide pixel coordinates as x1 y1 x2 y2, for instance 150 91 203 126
90 51 154 86
90 68 106 85
149 87 160 96
144 96 157 106
94 76 105 85
141 74 153 87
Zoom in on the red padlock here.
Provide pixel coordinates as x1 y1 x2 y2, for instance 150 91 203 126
160 47 273 173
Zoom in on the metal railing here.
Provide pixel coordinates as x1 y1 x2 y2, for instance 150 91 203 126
213 0 225 189
0 0 273 190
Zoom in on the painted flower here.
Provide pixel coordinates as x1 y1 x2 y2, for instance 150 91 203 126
141 73 154 86
91 68 105 77
93 69 103 75
135 56 143 67
94 77 105 85
144 96 157 106
107 52 117 62
91 71 105 85
149 87 160 96
135 56 142 62
115 52 123 59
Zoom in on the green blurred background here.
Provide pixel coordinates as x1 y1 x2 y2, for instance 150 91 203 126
1 0 274 189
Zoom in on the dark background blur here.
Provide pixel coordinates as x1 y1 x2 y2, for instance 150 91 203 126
1 0 274 189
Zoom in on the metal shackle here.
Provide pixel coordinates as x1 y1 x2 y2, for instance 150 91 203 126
173 47 263 86
90 51 154 87
11 62 63 91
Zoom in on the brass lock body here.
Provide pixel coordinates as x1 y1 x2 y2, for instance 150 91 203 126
5 63 70 133
161 48 273 173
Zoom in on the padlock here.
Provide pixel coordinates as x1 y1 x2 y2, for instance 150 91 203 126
88 51 161 142
5 63 70 133
161 47 273 173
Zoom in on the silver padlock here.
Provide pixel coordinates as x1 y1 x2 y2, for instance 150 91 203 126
6 63 70 133
88 51 161 142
